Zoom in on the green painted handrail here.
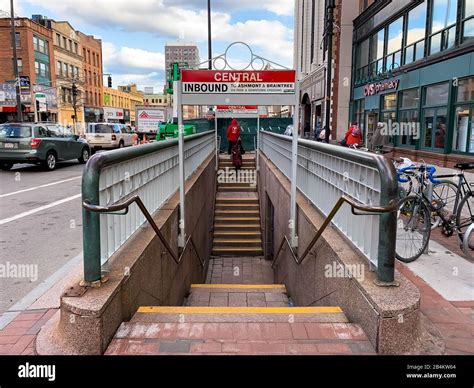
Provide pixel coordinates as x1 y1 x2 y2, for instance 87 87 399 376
82 131 213 283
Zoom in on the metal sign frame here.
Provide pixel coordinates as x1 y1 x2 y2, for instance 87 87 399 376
175 43 299 249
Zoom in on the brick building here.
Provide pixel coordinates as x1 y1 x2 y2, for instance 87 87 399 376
0 16 57 122
78 31 103 123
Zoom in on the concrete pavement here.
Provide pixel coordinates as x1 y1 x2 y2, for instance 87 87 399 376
0 162 84 314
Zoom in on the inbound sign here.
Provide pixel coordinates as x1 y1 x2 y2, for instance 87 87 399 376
181 70 296 95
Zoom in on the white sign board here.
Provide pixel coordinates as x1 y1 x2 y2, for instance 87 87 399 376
137 107 166 132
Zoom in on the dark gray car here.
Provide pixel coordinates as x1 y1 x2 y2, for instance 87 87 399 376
0 123 91 171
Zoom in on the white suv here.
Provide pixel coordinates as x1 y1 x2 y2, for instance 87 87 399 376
86 123 135 152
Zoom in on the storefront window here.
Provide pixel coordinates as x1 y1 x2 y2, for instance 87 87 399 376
356 38 370 83
425 82 449 106
457 77 474 102
398 89 420 147
401 88 420 109
405 2 427 65
452 106 473 153
430 0 458 54
386 17 403 70
354 99 365 132
382 93 397 110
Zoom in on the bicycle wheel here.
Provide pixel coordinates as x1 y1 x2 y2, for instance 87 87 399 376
430 180 458 228
398 172 415 200
396 195 431 263
456 192 474 240
462 223 473 259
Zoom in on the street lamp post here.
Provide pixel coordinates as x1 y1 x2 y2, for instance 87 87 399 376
324 0 335 143
207 0 212 70
10 0 23 122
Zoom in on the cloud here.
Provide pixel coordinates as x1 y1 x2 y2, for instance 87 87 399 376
111 72 164 92
103 42 165 72
25 0 293 66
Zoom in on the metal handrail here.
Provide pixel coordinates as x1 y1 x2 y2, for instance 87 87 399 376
83 195 205 268
272 194 397 270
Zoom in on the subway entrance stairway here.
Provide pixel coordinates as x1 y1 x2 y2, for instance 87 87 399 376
105 154 375 355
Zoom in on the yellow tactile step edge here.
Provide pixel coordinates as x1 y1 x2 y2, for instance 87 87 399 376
138 306 343 314
191 284 285 289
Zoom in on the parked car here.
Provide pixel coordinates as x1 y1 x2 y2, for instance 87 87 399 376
85 123 135 151
0 122 91 171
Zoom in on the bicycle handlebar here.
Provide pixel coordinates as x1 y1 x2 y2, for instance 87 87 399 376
397 165 441 184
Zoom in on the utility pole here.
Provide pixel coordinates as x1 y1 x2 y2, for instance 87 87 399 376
324 0 335 143
10 0 22 122
207 0 212 69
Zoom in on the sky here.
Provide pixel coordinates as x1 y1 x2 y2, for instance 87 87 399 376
2 0 294 93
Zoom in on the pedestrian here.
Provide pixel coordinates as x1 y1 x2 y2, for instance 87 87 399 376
317 126 326 142
341 121 362 147
226 118 241 155
231 138 245 170
314 121 322 141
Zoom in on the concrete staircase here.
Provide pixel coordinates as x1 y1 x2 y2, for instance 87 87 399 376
212 154 263 256
107 284 375 355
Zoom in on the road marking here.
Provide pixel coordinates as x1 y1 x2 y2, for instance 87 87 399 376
0 194 81 225
0 176 81 198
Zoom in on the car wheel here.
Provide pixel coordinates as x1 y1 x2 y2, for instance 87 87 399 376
78 147 90 164
118 141 124 148
0 162 13 171
44 152 57 171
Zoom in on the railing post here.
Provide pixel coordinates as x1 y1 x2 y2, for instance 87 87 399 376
176 80 186 248
375 157 397 284
215 110 219 171
256 114 260 171
290 82 300 248
82 166 102 283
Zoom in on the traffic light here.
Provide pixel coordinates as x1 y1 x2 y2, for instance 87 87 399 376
72 83 78 98
107 75 112 88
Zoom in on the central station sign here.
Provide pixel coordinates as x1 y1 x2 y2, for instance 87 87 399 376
181 70 296 95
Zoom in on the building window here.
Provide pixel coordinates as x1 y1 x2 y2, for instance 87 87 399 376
355 38 369 84
70 64 74 78
386 17 403 70
429 0 458 55
457 77 474 102
35 61 39 75
56 33 61 45
381 93 398 144
39 62 48 78
353 99 365 136
11 32 20 48
63 62 68 77
74 42 78 54
68 39 72 51
63 36 67 49
452 77 474 153
462 0 474 42
57 61 62 76
83 47 86 59
369 28 385 75
404 2 427 65
17 58 23 73
422 82 449 150
398 89 420 147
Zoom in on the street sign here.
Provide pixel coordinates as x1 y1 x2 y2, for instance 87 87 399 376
137 107 166 132
35 93 47 112
20 76 31 95
216 105 258 114
181 70 295 95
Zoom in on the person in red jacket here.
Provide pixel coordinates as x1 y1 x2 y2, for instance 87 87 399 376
226 118 241 154
343 122 362 146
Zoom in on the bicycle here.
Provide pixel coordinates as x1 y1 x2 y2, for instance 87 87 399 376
395 164 474 262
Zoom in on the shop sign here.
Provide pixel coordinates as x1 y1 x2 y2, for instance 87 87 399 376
364 79 399 96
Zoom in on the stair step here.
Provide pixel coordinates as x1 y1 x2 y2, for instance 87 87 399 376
216 197 259 202
190 284 285 290
213 239 262 247
215 210 260 216
213 231 262 237
214 217 260 224
132 306 347 323
214 224 261 231
218 182 256 186
212 247 263 256
218 186 258 192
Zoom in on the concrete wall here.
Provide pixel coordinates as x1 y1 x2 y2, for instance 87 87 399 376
37 154 216 355
258 153 421 354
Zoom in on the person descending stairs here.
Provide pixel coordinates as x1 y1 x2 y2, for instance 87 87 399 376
106 151 375 355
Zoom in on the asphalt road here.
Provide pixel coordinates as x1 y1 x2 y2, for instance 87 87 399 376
0 161 85 314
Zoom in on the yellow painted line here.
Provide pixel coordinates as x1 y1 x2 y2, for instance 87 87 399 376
190 284 285 289
137 306 343 314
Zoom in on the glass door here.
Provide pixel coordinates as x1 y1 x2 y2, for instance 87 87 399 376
422 107 447 150
452 105 474 153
